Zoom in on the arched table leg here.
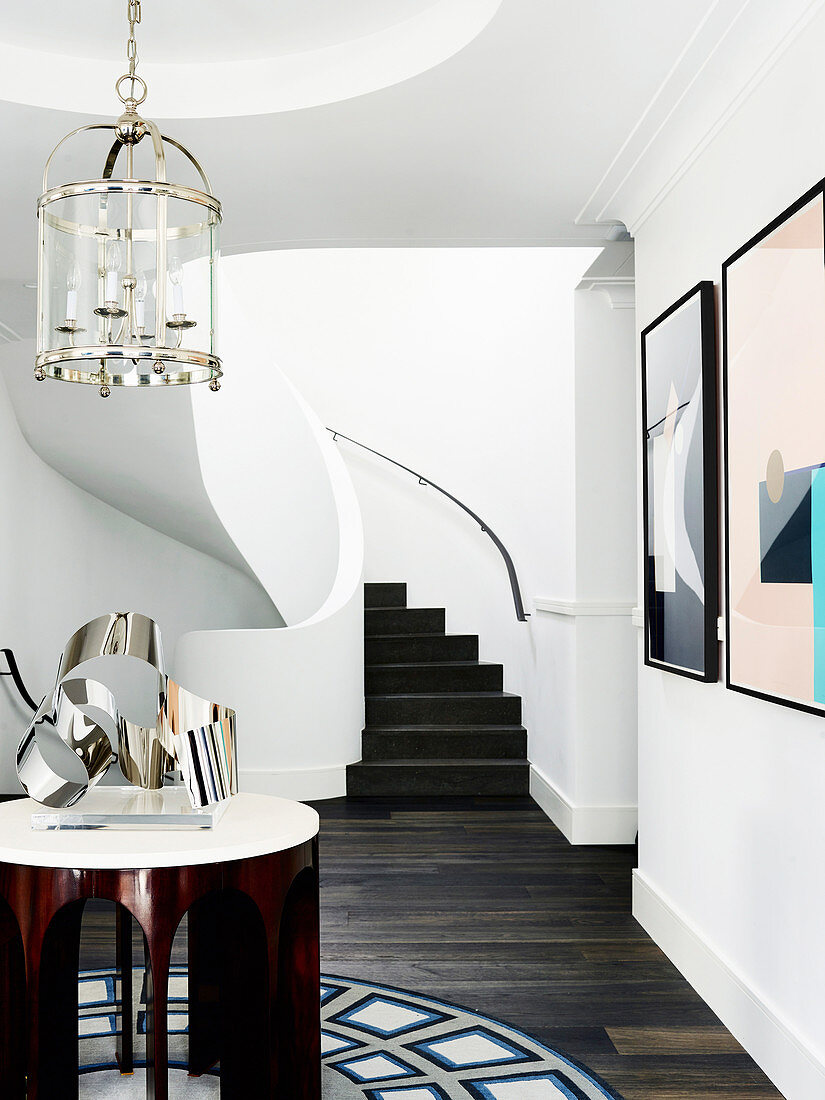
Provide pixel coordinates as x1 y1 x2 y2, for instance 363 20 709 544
26 900 84 1100
0 904 25 1098
218 891 271 1097
116 905 134 1075
277 843 321 1100
144 927 173 1100
187 897 221 1077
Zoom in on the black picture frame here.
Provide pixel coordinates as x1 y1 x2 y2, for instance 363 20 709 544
722 177 825 717
640 280 718 682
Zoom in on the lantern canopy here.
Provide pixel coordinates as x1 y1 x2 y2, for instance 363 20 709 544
35 1 222 397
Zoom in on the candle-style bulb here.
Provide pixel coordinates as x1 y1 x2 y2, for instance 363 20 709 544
105 241 122 303
168 256 184 314
65 261 81 321
135 271 147 329
106 242 122 274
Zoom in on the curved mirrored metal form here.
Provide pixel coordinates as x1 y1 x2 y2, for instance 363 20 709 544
16 612 237 809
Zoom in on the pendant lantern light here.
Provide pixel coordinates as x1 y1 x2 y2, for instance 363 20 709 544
35 0 222 397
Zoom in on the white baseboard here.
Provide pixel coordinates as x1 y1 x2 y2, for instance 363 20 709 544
633 871 825 1100
239 765 347 802
529 765 638 845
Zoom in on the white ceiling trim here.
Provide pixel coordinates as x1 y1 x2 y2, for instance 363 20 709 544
576 242 635 308
576 0 825 236
577 277 636 310
222 234 610 255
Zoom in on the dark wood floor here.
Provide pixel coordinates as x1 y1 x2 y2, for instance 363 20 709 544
311 796 784 1100
77 795 784 1099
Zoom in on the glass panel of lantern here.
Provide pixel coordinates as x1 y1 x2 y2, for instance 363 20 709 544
39 171 219 386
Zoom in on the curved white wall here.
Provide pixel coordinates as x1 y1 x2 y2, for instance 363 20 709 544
0 365 278 793
3 339 265 581
1 253 365 800
175 252 365 798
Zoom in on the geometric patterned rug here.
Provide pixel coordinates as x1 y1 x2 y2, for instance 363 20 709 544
77 969 625 1098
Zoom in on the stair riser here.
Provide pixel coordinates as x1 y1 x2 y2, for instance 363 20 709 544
346 763 530 797
366 664 503 694
362 729 527 761
366 635 479 664
364 583 408 609
366 695 521 725
365 609 445 636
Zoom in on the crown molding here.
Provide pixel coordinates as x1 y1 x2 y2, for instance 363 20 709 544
576 0 825 236
576 242 635 309
577 276 636 310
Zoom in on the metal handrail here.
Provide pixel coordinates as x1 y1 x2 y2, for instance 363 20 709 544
1 649 38 712
328 429 529 622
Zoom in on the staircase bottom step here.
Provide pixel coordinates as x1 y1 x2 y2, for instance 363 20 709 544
346 759 530 797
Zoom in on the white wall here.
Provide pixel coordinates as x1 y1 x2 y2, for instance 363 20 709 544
0 370 278 794
175 252 366 800
0 253 365 802
2 339 263 582
630 10 825 1096
253 246 637 838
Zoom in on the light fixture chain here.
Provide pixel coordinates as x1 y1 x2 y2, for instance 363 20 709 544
116 0 147 107
126 0 141 78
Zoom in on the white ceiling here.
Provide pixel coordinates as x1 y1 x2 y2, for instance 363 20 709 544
0 0 722 321
0 0 502 116
0 0 441 62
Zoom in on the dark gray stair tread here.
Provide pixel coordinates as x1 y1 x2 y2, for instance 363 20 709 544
364 582 407 609
365 633 467 640
351 758 527 766
366 691 521 701
365 633 479 663
366 691 522 725
346 759 530 797
365 661 503 693
365 608 445 636
351 759 528 767
367 661 497 669
362 725 527 761
362 724 526 732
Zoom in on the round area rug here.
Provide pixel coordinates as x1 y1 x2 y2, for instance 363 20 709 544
78 967 624 1098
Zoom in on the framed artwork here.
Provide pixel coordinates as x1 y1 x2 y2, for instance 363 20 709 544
641 281 718 680
723 182 825 714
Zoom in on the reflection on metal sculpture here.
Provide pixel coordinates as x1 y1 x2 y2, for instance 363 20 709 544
16 613 237 809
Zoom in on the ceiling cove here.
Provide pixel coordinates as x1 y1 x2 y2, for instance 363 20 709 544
0 0 503 118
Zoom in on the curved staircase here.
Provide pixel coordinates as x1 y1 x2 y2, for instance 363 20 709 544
347 583 530 796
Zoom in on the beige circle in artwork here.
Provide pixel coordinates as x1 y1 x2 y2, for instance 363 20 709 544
766 449 785 504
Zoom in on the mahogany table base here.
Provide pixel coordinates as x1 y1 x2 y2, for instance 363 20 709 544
0 838 320 1099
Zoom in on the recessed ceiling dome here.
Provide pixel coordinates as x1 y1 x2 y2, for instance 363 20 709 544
0 0 503 118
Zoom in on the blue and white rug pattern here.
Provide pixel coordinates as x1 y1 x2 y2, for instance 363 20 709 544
78 968 624 1099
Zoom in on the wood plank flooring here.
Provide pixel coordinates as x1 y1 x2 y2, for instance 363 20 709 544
75 794 784 1099
312 796 785 1100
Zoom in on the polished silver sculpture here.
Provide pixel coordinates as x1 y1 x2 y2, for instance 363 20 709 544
17 613 237 809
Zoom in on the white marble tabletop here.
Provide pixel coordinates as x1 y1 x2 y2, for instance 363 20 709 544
0 793 319 870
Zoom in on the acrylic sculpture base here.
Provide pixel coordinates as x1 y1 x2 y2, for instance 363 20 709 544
29 786 230 831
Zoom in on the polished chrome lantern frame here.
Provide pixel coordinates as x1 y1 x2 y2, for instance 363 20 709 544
36 115 222 394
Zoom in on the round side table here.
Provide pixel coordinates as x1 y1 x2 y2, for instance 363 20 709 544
0 792 321 1100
